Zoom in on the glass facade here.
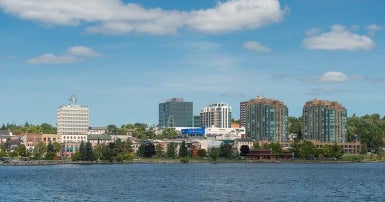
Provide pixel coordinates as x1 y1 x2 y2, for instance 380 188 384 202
302 99 347 143
245 97 288 142
159 98 193 128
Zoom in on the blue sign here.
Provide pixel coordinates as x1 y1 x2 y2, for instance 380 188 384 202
181 128 205 136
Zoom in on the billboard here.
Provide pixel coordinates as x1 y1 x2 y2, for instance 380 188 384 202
181 128 205 136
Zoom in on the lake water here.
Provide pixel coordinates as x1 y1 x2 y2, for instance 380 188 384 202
1 162 385 201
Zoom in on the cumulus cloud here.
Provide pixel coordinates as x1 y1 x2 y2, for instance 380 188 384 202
242 41 271 52
27 46 101 64
303 25 375 51
0 0 285 35
318 71 365 83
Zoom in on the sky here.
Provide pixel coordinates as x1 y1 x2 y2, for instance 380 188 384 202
1 0 384 127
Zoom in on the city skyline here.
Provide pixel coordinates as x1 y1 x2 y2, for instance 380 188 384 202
1 0 384 126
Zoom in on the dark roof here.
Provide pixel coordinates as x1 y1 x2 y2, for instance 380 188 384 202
0 130 11 136
88 134 111 141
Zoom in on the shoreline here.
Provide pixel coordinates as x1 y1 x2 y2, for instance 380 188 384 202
1 158 383 166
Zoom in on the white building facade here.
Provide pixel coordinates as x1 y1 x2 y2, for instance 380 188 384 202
200 103 232 128
57 95 89 155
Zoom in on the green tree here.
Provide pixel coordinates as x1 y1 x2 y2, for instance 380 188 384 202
299 141 318 159
330 142 344 159
17 144 28 158
0 143 6 157
240 145 250 156
155 143 164 158
220 143 233 159
162 128 178 139
45 142 56 160
179 141 188 158
253 141 260 149
288 116 302 139
34 142 46 159
268 142 283 155
166 142 177 159
197 149 207 158
209 147 220 162
85 142 95 161
79 141 86 160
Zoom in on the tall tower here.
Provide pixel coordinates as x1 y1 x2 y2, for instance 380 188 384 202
239 101 248 128
302 99 347 143
57 95 89 144
200 103 232 128
159 98 193 128
245 96 288 142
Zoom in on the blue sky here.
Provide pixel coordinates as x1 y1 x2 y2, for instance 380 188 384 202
1 0 384 126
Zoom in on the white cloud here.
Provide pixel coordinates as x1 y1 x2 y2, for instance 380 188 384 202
366 24 382 36
27 46 101 64
187 0 285 34
303 25 375 51
318 71 365 83
66 46 101 57
242 41 271 52
0 0 285 35
319 71 348 82
309 87 347 96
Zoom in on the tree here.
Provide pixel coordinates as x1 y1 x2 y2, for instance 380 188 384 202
162 128 178 139
209 148 220 162
17 144 28 158
268 142 283 155
299 141 318 159
155 143 164 158
288 117 302 139
253 141 260 149
85 142 95 161
220 143 233 159
34 142 46 159
240 145 250 156
197 149 207 158
330 142 344 159
79 141 86 160
166 142 177 159
143 143 155 158
179 141 188 158
45 142 56 160
0 143 6 157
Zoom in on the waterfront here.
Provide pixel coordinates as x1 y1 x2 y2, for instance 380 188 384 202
1 162 385 201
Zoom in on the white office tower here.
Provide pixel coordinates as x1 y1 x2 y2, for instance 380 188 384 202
57 95 89 144
200 103 232 128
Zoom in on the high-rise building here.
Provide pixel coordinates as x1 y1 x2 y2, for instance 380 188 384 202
200 103 232 128
159 98 193 128
245 96 288 142
302 99 347 143
240 101 248 128
192 115 202 127
57 95 89 145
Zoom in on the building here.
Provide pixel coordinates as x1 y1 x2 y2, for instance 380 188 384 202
240 101 248 128
192 115 201 127
245 96 288 142
159 98 193 128
200 103 232 128
57 95 89 156
20 133 42 152
302 98 347 143
89 127 107 135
